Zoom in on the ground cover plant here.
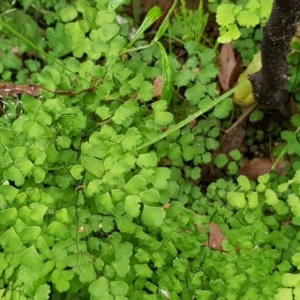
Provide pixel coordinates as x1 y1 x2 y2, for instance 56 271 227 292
1 0 300 299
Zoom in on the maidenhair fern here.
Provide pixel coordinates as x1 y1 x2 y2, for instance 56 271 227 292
215 0 273 43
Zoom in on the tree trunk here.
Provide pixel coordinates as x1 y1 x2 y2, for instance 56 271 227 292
249 0 300 117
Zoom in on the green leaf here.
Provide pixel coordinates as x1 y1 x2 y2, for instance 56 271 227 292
154 18 169 41
237 175 252 191
108 0 127 11
249 110 264 122
218 24 241 43
129 74 144 90
51 269 72 292
111 256 130 277
227 191 246 209
216 4 236 25
30 203 48 225
5 166 25 186
198 66 218 84
246 0 260 11
152 100 168 111
55 208 70 224
258 173 270 184
72 37 91 58
275 288 293 300
56 281 70 293
247 191 259 209
46 221 69 239
138 81 154 102
260 0 273 20
292 252 300 268
122 127 142 151
140 188 161 205
95 10 116 26
153 0 176 41
281 273 300 287
137 152 158 168
34 284 51 300
157 42 173 104
46 24 72 57
125 195 141 218
175 68 195 87
185 83 206 104
0 227 23 252
229 149 242 161
278 183 289 193
179 132 195 145
134 264 153 278
27 121 45 140
191 167 201 180
56 136 72 149
15 157 34 176
200 49 216 66
112 106 131 125
153 167 170 190
22 96 41 115
86 180 102 196
135 248 150 263
28 147 47 165
125 175 147 194
76 260 96 283
114 242 133 258
20 246 43 271
0 185 19 204
76 0 97 28
19 226 41 243
96 106 112 120
0 208 17 226
89 277 109 298
282 130 297 142
99 24 119 42
141 205 166 227
110 281 128 296
95 192 114 214
213 98 233 119
154 111 173 126
265 189 279 206
9 147 26 159
81 155 105 178
116 215 136 233
127 6 162 48
237 11 260 27
60 6 78 22
69 165 84 180
214 153 228 168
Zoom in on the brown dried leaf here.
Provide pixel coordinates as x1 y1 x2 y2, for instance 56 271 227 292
162 203 171 209
189 119 197 128
207 222 226 251
221 123 245 154
218 43 242 91
153 76 163 98
240 158 272 180
241 158 288 180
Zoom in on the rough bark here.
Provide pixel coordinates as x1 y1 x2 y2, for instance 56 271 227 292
248 0 300 116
